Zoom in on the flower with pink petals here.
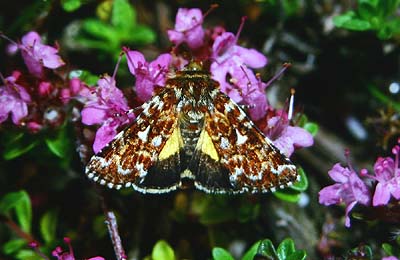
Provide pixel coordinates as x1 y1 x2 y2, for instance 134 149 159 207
261 109 313 157
52 237 104 260
210 21 268 120
0 71 31 125
81 75 134 153
367 142 400 206
9 31 65 77
319 158 371 227
126 50 171 102
60 78 92 104
382 257 399 260
167 8 205 49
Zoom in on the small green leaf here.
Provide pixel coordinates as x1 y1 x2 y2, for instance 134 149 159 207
81 19 118 44
111 0 136 32
69 70 99 86
14 249 42 260
61 0 82 12
152 240 175 260
273 189 301 203
254 239 277 259
0 190 32 233
45 125 71 158
277 238 296 260
40 210 58 244
3 239 27 255
211 248 234 260
290 168 308 192
126 25 156 45
3 132 39 160
334 12 372 30
242 241 261 260
303 122 319 136
286 250 307 260
382 243 394 255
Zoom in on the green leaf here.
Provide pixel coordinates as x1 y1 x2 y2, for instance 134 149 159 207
81 19 118 44
303 122 319 136
111 0 136 32
2 239 27 255
334 12 372 30
0 190 32 233
212 248 234 260
286 250 307 260
3 132 39 160
242 241 261 260
61 0 82 12
290 168 308 192
382 243 394 255
152 240 175 260
45 125 71 158
14 249 42 260
277 238 296 260
40 210 58 244
273 189 301 203
69 70 99 86
126 25 156 45
367 85 400 111
254 239 277 259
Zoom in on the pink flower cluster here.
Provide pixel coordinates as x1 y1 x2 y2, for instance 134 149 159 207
319 140 400 227
52 237 104 260
0 31 74 132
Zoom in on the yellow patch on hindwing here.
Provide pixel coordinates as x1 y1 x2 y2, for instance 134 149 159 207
196 129 219 161
158 126 183 160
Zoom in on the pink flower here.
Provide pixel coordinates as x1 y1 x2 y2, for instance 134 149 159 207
210 20 268 120
260 109 313 157
0 71 31 125
368 143 400 206
52 237 104 260
126 50 171 102
167 8 205 49
81 75 134 153
11 31 65 77
319 160 371 227
60 78 92 104
382 257 399 260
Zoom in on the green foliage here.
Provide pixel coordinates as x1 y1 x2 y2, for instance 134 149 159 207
273 167 308 203
2 132 39 160
74 0 155 58
382 239 400 258
212 238 306 260
151 240 175 260
333 0 400 39
39 210 58 244
0 190 32 233
368 84 400 112
347 244 373 259
61 0 83 12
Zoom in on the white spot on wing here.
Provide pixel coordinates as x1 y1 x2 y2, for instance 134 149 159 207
135 163 147 178
220 137 230 149
235 129 248 145
152 135 162 147
138 125 150 142
118 165 132 175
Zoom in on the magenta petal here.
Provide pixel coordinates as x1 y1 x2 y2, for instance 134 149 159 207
248 93 267 121
88 257 106 260
344 200 357 227
152 53 172 69
348 172 370 205
11 100 28 124
373 182 391 206
286 126 314 148
212 32 235 58
235 46 267 68
186 26 204 49
328 163 351 183
40 46 65 68
81 107 107 125
93 123 117 153
21 50 43 77
126 51 146 75
21 31 41 46
318 184 342 205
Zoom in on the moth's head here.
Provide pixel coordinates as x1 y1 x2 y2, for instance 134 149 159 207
184 61 204 71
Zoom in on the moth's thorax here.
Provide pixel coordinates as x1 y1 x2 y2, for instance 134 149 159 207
167 70 219 159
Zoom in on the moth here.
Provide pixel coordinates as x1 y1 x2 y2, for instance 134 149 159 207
85 62 298 194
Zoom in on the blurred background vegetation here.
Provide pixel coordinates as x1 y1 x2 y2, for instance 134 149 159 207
0 0 400 259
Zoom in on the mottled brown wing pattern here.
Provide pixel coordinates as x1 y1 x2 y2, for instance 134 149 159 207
85 87 184 193
193 91 298 194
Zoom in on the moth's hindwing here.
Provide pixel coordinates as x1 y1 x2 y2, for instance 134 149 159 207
192 92 298 194
85 87 184 193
